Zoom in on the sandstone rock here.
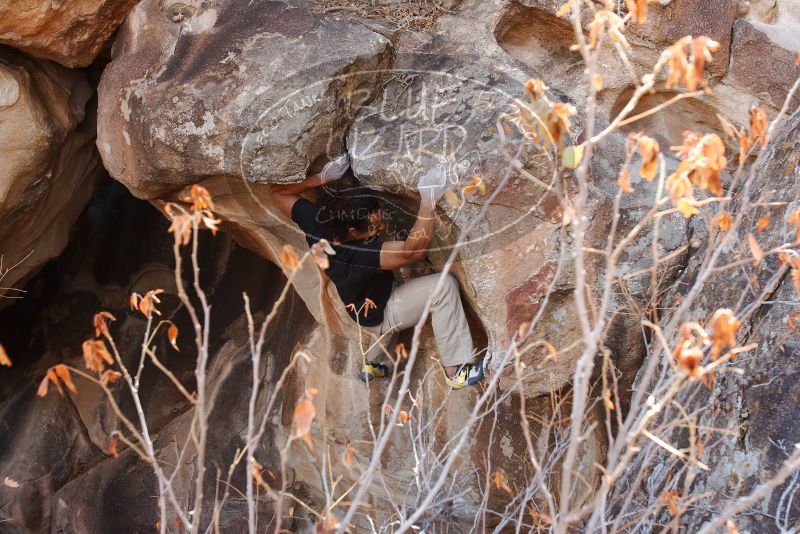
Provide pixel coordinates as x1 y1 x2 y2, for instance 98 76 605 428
96 0 394 199
0 383 101 531
52 451 157 533
0 47 103 305
728 18 800 109
631 0 745 77
640 108 800 533
0 0 138 67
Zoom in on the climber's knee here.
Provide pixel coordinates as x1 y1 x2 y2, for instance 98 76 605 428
432 273 459 303
442 273 458 292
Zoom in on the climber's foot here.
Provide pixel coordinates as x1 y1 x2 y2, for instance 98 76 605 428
358 361 392 382
446 359 485 390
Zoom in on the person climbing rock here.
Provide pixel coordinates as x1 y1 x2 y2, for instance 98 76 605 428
270 151 485 389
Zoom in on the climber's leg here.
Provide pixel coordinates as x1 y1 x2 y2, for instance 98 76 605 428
382 273 479 384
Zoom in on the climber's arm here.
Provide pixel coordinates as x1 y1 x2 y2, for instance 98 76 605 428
379 201 436 270
270 174 324 218
271 153 350 217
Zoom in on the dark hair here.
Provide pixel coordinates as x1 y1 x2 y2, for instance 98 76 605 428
317 170 380 241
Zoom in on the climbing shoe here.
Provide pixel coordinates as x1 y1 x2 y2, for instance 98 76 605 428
446 359 485 390
358 361 392 382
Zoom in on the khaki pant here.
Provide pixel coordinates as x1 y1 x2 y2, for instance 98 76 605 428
361 273 475 367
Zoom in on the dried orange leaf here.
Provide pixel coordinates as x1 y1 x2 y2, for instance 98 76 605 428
100 370 122 386
492 470 512 493
202 215 221 235
167 323 179 351
168 213 193 246
397 410 410 424
618 168 634 193
739 130 750 166
602 388 615 411
747 233 764 264
279 244 302 273
362 298 377 318
789 208 800 241
462 176 486 196
524 78 547 99
108 436 119 458
529 509 551 528
129 293 141 311
293 398 316 449
677 198 699 218
83 339 114 373
47 368 64 397
37 374 50 397
343 445 355 468
708 309 740 359
749 106 768 146
190 184 214 211
251 458 266 487
93 311 116 339
555 2 571 18
787 310 800 332
673 342 703 377
636 134 660 181
716 113 739 140
625 0 650 23
668 131 727 199
0 344 11 368
756 213 771 232
715 212 733 232
662 490 680 517
54 365 77 395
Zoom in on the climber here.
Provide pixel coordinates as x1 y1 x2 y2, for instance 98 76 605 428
270 152 485 389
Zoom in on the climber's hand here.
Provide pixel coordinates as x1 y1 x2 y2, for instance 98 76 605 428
320 152 350 184
417 165 447 207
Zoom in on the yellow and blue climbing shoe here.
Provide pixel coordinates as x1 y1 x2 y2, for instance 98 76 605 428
446 360 485 390
358 361 392 382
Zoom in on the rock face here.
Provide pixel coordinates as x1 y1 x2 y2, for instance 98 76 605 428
0 0 138 67
641 110 800 533
0 46 103 304
1 0 800 530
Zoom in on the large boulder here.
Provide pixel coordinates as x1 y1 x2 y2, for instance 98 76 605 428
0 0 138 67
727 18 800 109
0 47 103 304
96 0 395 199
